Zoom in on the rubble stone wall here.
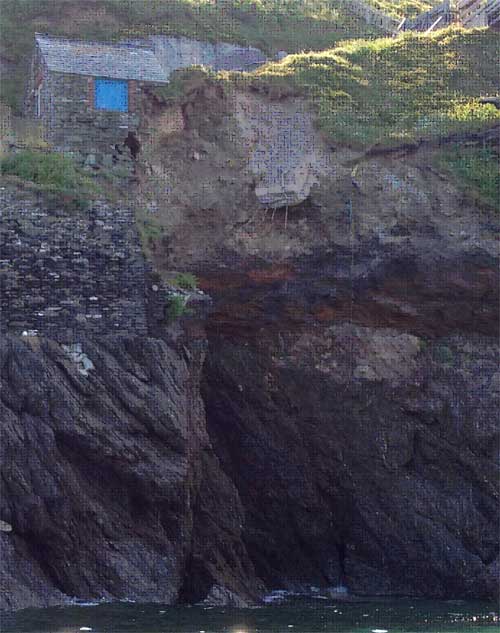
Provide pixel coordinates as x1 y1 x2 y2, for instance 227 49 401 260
0 186 150 342
40 72 142 159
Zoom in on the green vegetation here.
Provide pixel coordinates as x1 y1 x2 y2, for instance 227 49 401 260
172 272 199 290
436 146 500 209
141 218 164 239
152 67 216 104
166 294 188 322
240 27 499 147
0 150 98 209
138 218 164 252
116 0 381 50
0 0 381 112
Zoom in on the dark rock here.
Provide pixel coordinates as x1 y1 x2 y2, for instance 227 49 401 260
0 334 261 610
202 331 499 599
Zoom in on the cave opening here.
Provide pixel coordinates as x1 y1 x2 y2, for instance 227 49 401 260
177 556 214 604
337 542 347 580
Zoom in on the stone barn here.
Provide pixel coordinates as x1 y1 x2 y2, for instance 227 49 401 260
25 34 268 165
25 34 169 163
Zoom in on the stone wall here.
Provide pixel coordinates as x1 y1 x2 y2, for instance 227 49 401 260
0 186 149 342
24 43 44 120
0 103 12 153
41 72 143 159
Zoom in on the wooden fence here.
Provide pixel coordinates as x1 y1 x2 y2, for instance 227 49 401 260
457 0 500 26
340 0 499 33
402 1 455 31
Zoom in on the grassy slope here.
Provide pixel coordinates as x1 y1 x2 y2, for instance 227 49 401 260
0 0 381 112
241 27 499 147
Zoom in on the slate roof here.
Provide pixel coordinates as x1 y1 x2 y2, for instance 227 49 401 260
35 34 168 83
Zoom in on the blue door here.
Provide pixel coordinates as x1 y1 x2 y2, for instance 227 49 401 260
94 78 128 112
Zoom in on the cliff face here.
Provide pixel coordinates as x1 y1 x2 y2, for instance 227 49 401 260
139 84 500 600
0 334 261 610
203 330 499 598
197 236 499 598
1 83 498 609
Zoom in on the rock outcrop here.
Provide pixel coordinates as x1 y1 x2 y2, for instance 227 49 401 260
203 327 499 598
0 333 261 610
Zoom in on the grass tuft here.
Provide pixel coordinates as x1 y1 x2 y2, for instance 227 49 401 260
166 294 188 321
436 146 500 209
0 150 99 209
172 272 199 290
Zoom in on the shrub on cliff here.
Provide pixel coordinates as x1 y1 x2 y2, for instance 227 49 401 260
152 67 218 105
172 272 199 291
166 294 188 322
0 150 98 210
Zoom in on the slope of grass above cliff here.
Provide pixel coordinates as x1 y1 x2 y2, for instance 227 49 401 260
0 0 382 112
239 27 499 147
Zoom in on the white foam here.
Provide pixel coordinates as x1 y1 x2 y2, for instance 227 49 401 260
329 584 349 594
262 589 291 603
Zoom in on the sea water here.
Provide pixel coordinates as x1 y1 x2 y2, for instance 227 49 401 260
1 598 498 633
